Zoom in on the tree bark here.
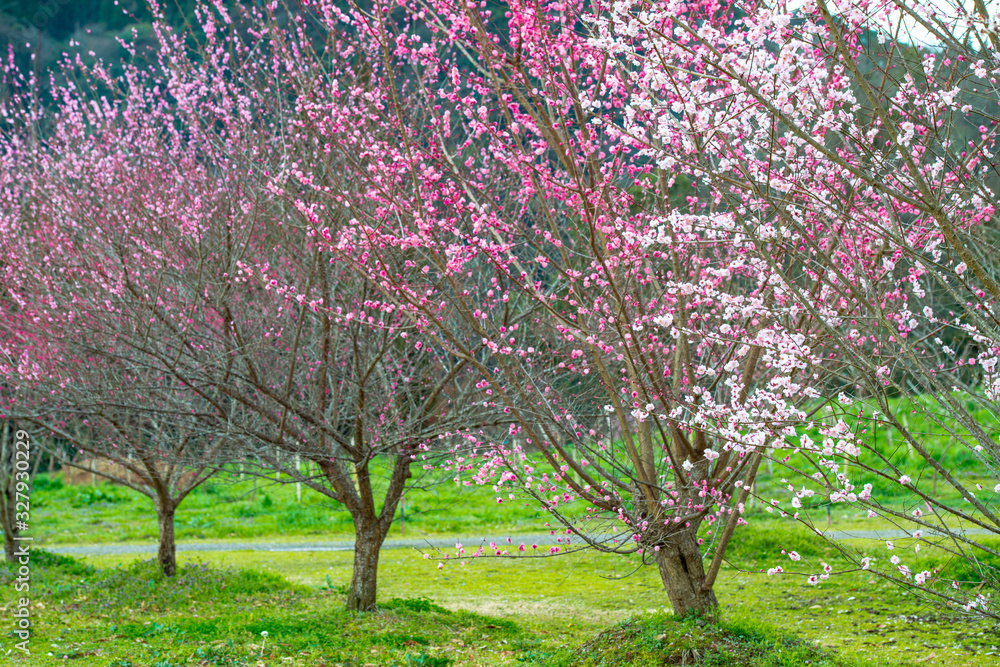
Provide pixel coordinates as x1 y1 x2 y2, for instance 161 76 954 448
0 421 18 563
656 529 718 616
1 481 17 563
347 524 381 611
156 503 177 577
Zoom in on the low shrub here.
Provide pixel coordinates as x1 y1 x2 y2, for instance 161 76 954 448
79 559 300 612
72 484 131 507
552 613 853 667
382 596 452 614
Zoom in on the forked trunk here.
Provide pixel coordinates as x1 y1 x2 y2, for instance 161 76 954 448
347 526 382 611
657 529 718 616
156 504 177 577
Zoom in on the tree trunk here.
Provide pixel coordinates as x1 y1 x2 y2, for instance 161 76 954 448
156 503 177 577
0 421 17 563
347 525 382 612
1 481 17 563
656 530 718 616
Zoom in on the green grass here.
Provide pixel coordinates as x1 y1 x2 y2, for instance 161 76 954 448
2 544 997 666
2 515 999 666
26 465 964 552
28 470 558 546
12 394 1000 665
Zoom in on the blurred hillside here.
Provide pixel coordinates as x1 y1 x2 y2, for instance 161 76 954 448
0 0 196 73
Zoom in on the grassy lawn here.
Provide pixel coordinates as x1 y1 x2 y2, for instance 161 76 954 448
28 471 557 545
9 406 1000 667
2 524 998 666
28 466 973 548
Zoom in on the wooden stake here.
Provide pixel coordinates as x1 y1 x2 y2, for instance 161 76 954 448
295 455 301 503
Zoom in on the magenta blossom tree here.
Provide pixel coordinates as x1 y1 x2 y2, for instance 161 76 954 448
259 0 851 615
0 1 501 608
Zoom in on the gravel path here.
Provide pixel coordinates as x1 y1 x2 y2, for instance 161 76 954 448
46 533 565 556
45 527 995 556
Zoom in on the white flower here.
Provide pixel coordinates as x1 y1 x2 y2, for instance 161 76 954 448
703 449 719 461
654 313 674 328
261 631 269 638
899 475 911 485
681 459 694 471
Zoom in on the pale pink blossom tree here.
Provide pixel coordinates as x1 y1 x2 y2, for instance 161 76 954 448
578 0 1000 617
281 0 1000 616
